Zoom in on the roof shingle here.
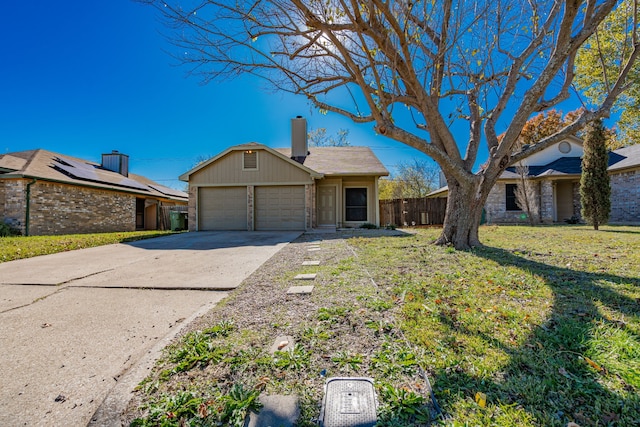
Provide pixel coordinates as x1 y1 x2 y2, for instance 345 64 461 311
0 149 188 201
274 146 389 176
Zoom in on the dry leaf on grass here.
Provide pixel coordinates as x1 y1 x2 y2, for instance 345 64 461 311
474 392 487 408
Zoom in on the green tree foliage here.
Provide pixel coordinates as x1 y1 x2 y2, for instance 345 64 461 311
308 128 350 147
378 178 398 200
580 119 611 230
575 0 640 147
142 0 639 249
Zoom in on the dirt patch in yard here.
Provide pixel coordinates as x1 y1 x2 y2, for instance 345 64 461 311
123 229 435 426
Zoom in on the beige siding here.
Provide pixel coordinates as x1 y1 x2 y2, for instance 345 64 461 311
198 187 247 230
255 186 305 230
316 176 379 227
341 176 378 226
190 150 313 186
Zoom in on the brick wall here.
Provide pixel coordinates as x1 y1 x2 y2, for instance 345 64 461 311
610 169 640 223
1 179 27 231
0 181 5 220
485 181 542 224
26 181 137 235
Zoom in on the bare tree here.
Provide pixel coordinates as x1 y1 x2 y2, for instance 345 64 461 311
394 159 439 198
514 164 540 226
308 128 350 147
140 0 639 249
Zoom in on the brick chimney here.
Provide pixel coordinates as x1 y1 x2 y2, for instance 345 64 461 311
291 116 308 163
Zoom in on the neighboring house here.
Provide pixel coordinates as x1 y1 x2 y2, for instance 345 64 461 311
0 149 188 235
428 137 640 224
179 117 389 231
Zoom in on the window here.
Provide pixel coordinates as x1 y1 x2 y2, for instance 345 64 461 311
505 184 521 211
345 188 367 221
558 141 572 154
243 151 258 170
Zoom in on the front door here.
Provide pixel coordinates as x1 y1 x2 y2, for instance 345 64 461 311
555 181 575 222
317 186 336 226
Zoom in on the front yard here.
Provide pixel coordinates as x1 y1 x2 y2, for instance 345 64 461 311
0 230 175 263
118 225 637 426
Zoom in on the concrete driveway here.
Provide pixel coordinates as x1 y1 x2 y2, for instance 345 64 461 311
0 231 300 427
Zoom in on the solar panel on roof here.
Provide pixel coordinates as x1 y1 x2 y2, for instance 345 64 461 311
148 184 188 198
54 161 100 181
56 156 94 170
52 157 149 191
115 176 150 191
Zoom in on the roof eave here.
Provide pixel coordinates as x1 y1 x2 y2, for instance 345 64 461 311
1 173 187 201
322 172 389 177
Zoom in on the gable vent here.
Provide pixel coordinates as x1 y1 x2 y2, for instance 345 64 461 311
243 150 258 170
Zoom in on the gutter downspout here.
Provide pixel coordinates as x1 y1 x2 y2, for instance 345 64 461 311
25 178 37 236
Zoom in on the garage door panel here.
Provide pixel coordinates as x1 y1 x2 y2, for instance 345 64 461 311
199 187 246 230
255 186 305 230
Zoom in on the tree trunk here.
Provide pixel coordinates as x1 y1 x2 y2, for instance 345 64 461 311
435 177 487 250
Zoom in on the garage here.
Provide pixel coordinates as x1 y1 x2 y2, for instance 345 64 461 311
198 187 246 230
255 186 305 230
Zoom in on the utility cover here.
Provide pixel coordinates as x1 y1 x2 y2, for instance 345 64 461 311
319 377 377 427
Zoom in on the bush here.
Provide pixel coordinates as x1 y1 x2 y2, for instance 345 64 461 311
359 223 379 229
0 222 21 237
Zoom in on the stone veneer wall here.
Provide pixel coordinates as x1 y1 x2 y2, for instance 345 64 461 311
539 181 554 223
247 185 254 231
306 183 315 229
188 185 197 231
610 169 640 223
19 180 137 235
484 181 542 224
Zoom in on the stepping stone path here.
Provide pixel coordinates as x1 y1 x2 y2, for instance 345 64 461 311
246 394 300 427
260 241 322 426
286 285 314 294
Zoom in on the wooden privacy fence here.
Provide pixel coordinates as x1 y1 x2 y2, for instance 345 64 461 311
380 197 447 227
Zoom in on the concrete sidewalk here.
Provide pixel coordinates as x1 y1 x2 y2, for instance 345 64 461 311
0 231 300 427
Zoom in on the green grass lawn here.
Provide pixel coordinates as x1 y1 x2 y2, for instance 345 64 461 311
124 225 639 426
352 225 640 426
0 230 176 263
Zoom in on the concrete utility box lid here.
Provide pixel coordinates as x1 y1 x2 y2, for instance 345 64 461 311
319 377 377 427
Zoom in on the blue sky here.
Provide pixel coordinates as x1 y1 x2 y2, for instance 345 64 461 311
0 1 438 189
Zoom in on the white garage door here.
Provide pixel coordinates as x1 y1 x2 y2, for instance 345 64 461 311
198 187 247 230
255 186 305 230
